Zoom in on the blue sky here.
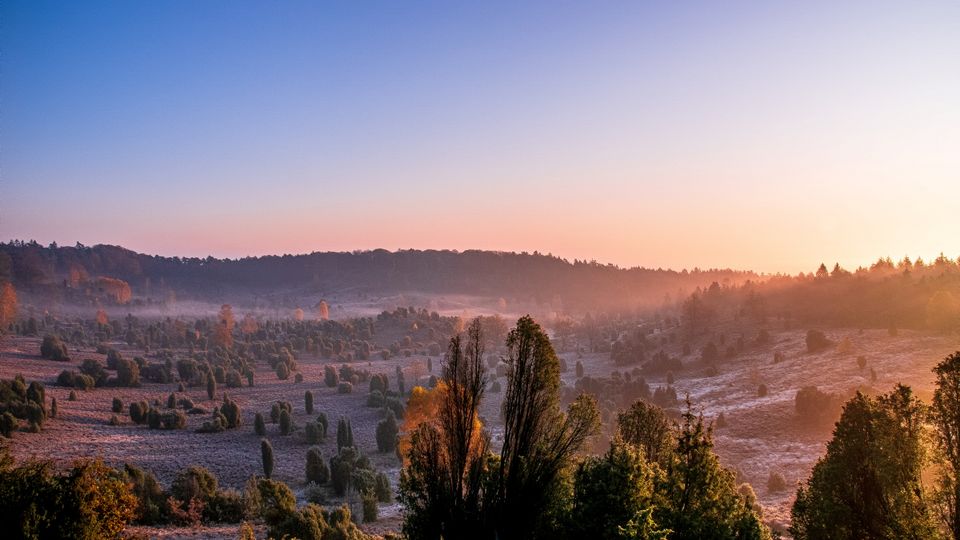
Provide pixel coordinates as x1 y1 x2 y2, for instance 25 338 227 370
2 1 958 272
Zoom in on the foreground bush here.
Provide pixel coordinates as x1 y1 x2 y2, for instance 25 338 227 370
124 464 168 525
0 451 136 539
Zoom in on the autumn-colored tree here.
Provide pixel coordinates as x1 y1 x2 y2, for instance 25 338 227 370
398 318 490 539
240 314 258 338
96 277 132 304
95 309 109 327
317 300 330 321
0 282 17 331
398 382 446 460
294 308 304 322
212 304 235 349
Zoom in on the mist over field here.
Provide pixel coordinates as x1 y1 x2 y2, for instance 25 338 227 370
3 1 960 539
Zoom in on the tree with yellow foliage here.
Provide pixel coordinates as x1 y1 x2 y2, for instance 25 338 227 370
317 300 330 321
399 318 489 539
211 304 235 349
240 313 259 339
0 282 17 331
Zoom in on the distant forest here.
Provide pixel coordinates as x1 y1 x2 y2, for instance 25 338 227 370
683 257 960 332
0 241 754 312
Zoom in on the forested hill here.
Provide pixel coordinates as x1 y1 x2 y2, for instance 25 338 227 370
0 241 755 311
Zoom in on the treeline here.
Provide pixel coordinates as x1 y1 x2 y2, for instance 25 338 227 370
681 255 960 332
0 241 753 311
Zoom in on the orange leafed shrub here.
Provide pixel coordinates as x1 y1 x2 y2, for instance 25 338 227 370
212 304 235 349
0 282 17 328
96 277 132 304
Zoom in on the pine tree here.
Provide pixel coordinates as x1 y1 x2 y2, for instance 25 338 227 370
791 386 937 539
306 446 329 484
261 439 274 479
254 412 266 436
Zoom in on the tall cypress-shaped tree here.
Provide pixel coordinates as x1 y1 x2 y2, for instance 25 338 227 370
261 439 274 479
491 316 599 539
656 401 768 540
933 352 960 539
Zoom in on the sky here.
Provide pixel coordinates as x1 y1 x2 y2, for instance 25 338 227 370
1 1 958 274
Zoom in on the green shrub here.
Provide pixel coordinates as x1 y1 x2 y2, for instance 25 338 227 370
26 381 45 408
384 397 405 419
79 359 108 387
367 390 384 408
337 381 353 394
146 407 184 430
304 390 314 414
279 409 292 435
305 421 321 445
369 373 388 394
375 471 391 503
124 464 168 525
57 370 75 387
40 335 70 361
254 412 266 436
221 396 242 429
106 349 123 370
362 491 378 522
324 365 339 387
270 402 281 423
261 439 274 478
225 369 243 388
129 401 149 424
315 412 328 438
0 412 17 437
767 470 787 493
0 458 137 538
306 446 328 484
330 454 352 496
336 417 354 452
205 489 245 523
303 482 326 505
75 373 95 390
171 465 218 504
276 362 290 381
376 411 398 453
805 329 832 353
